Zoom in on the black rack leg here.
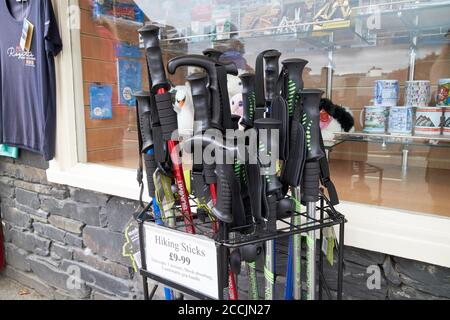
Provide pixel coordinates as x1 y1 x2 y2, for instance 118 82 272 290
318 196 324 300
149 284 159 300
143 275 149 300
337 220 345 300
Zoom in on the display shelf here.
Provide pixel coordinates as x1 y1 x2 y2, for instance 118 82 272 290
155 0 450 54
334 131 450 148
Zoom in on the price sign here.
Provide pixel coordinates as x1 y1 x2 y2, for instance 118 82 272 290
143 223 220 299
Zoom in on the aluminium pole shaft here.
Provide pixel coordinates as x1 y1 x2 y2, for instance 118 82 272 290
306 201 317 300
292 186 302 300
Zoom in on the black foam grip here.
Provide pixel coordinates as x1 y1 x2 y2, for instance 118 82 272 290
281 120 305 187
270 96 289 160
301 89 325 161
135 93 153 152
264 50 281 101
255 49 275 110
211 164 233 224
155 93 178 140
139 25 170 92
216 65 233 130
143 153 157 197
187 73 211 135
231 177 247 228
282 58 308 94
240 73 256 129
246 163 262 222
302 161 321 203
152 126 166 163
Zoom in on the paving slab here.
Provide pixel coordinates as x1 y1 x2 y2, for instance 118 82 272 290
0 274 47 300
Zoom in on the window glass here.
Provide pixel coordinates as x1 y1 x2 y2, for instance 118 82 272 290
76 0 450 217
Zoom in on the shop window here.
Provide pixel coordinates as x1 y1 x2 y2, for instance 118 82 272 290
72 0 450 217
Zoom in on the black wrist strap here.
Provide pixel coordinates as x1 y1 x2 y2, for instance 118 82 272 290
319 131 339 206
135 101 145 209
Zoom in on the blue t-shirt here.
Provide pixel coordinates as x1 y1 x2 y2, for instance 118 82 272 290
0 0 62 160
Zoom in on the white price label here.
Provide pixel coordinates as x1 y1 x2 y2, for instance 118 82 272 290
143 223 219 299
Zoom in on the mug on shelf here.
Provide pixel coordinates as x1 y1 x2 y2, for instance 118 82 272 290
374 80 399 106
405 80 431 107
444 108 450 136
360 106 387 133
388 106 413 134
437 78 450 107
414 107 443 136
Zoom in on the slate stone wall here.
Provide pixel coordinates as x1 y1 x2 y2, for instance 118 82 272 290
323 246 450 300
0 151 145 300
0 151 449 300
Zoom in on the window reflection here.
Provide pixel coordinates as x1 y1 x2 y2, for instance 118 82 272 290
77 0 450 216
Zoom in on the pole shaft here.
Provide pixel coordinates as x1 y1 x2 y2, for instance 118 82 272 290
307 202 316 300
293 187 302 300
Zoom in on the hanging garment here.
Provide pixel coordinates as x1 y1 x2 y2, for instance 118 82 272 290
0 0 62 160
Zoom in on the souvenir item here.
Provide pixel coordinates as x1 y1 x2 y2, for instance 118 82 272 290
443 108 450 136
414 107 443 136
406 80 431 107
437 79 450 106
388 106 413 134
360 106 387 133
374 80 399 106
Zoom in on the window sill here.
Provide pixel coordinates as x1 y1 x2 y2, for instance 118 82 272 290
47 162 150 203
339 201 450 268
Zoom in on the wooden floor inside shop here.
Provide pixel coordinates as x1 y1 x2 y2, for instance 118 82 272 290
329 159 450 218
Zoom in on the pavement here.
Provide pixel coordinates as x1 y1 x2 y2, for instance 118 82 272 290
0 274 47 300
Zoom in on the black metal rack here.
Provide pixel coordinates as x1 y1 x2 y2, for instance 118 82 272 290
137 190 346 300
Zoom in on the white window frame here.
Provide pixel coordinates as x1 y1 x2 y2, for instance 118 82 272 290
47 0 150 202
47 1 450 268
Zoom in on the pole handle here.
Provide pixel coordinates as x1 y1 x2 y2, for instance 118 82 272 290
302 161 321 203
264 50 281 102
138 25 170 93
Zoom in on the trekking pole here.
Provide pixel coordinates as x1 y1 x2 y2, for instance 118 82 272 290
185 72 219 232
254 118 283 300
280 58 309 300
139 25 195 235
254 50 285 300
239 72 261 300
168 55 240 300
300 89 325 300
135 92 174 300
